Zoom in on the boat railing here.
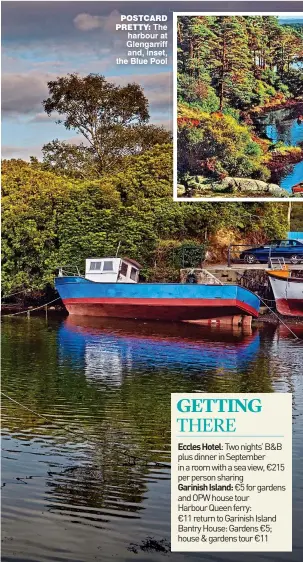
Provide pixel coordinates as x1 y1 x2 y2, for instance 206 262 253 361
202 269 224 285
269 257 288 270
57 266 85 278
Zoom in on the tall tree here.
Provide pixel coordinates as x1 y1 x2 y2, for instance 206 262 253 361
43 73 170 176
208 17 254 110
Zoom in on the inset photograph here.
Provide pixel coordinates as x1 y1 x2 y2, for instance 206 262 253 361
174 14 303 200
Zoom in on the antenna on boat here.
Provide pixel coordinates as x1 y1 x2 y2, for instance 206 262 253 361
116 241 121 257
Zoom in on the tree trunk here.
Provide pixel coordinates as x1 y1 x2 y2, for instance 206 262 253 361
287 202 292 231
219 35 226 111
189 39 193 76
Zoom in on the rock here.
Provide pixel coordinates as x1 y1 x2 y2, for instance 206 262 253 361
177 175 292 197
194 175 207 184
177 184 186 196
187 180 201 188
212 177 289 196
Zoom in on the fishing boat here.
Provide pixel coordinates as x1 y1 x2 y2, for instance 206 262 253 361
267 259 303 317
55 257 260 321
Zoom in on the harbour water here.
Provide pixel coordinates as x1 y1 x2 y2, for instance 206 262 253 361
1 316 303 562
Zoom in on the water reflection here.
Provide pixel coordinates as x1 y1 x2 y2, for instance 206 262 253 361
262 107 303 146
256 105 303 190
59 317 261 386
1 317 303 562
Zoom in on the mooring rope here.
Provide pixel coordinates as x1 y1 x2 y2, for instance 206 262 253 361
1 288 31 300
1 392 55 420
1 391 169 468
5 297 61 317
235 273 300 340
257 296 300 340
1 391 84 438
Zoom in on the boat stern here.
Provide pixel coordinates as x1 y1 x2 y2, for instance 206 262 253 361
236 286 260 318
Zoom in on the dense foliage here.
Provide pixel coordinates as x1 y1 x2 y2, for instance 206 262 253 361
2 149 290 294
178 109 268 181
177 16 303 181
291 202 303 231
2 69 297 297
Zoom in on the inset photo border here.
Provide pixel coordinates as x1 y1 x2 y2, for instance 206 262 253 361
173 12 303 201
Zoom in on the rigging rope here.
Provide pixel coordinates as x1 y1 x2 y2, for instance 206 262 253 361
257 295 300 340
5 297 61 317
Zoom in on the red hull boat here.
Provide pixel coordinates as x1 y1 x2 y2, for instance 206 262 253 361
292 182 303 194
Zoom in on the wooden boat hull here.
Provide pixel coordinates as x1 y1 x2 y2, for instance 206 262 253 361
267 272 303 316
55 277 260 321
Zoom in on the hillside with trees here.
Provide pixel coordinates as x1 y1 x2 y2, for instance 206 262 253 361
177 16 303 196
2 151 290 296
1 72 296 298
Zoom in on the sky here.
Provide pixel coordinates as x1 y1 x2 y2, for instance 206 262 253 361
2 1 303 160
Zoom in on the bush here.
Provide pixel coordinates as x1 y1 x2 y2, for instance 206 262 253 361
177 109 267 179
177 75 220 113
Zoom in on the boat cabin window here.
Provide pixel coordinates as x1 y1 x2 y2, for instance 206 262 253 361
90 261 101 271
120 261 128 277
130 267 138 281
103 260 114 271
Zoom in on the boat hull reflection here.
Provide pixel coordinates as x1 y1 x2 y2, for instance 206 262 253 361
58 316 261 385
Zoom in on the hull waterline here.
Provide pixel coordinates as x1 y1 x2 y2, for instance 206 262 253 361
61 298 257 320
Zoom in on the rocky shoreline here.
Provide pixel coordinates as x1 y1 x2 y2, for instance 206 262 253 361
177 176 298 198
250 98 303 116
267 147 303 174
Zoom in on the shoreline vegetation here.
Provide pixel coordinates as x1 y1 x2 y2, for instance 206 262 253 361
177 16 303 197
1 69 302 302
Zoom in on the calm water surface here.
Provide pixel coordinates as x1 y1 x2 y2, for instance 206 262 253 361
257 106 303 190
1 316 303 562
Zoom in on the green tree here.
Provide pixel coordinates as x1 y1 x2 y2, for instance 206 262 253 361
41 140 99 179
208 16 255 110
42 73 170 176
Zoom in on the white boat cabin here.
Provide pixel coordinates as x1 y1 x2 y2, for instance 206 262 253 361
85 257 141 283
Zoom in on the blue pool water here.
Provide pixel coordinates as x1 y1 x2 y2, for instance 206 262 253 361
258 105 303 190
